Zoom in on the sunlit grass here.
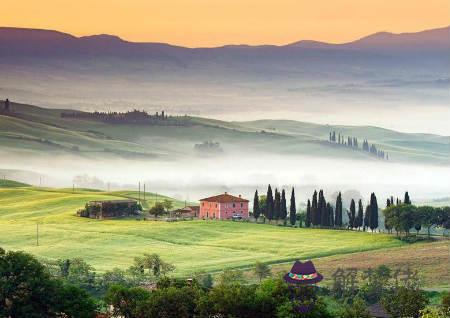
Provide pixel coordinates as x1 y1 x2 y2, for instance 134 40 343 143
0 187 405 275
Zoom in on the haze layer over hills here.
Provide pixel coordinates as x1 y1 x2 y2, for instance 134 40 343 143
0 26 449 134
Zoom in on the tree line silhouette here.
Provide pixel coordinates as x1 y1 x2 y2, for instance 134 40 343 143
61 109 191 126
252 186 450 235
329 131 388 160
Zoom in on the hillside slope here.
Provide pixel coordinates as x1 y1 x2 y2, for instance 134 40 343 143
0 102 448 165
0 185 403 274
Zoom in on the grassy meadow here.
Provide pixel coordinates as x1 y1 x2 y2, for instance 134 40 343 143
0 184 407 278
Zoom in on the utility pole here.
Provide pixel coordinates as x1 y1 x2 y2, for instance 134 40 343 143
36 223 39 246
143 184 146 201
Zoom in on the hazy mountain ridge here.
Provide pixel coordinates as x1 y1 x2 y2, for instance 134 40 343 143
0 26 449 135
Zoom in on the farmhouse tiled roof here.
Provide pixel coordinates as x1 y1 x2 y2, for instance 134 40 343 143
200 192 249 203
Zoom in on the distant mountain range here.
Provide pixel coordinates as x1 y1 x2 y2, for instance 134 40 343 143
0 26 449 134
0 26 448 57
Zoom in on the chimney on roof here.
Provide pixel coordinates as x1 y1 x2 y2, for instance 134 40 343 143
239 194 241 198
225 191 228 195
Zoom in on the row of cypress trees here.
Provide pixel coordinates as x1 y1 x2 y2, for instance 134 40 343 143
253 185 380 231
253 185 297 225
305 190 379 231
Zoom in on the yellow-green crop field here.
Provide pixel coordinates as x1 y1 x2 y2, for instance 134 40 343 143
0 186 405 276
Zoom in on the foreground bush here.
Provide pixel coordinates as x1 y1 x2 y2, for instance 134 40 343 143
0 248 96 318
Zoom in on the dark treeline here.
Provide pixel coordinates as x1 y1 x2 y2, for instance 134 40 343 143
61 109 191 126
253 187 450 236
329 131 388 160
253 185 380 231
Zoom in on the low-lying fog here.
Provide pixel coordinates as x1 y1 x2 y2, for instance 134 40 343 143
3 153 449 206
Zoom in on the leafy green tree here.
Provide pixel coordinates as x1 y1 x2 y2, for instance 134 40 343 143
340 297 371 318
162 199 174 213
140 286 202 318
280 189 288 222
105 285 150 318
0 248 96 318
194 272 214 290
197 283 257 318
150 202 166 218
335 192 343 227
297 212 306 228
382 286 428 318
217 269 245 286
65 258 96 290
418 206 439 238
53 283 97 318
253 190 261 220
259 195 267 222
101 267 129 290
254 261 271 282
290 188 297 226
305 199 311 227
134 253 175 279
266 185 274 220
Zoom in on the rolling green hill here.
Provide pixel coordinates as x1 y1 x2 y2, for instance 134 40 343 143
0 178 30 187
0 102 448 164
0 184 405 276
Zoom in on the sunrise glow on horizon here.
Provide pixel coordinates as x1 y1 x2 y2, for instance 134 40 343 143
3 0 449 47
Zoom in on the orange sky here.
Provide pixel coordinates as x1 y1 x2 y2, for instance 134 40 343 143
3 0 449 47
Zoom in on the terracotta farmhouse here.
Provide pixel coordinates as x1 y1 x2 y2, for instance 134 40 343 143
199 192 249 220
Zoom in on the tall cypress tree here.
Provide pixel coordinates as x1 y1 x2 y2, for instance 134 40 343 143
312 190 318 227
356 199 364 230
274 189 281 220
404 192 411 205
327 203 334 227
253 190 260 220
316 190 326 225
363 205 370 231
280 189 287 222
266 185 274 220
305 199 311 227
348 199 356 229
369 193 379 232
289 188 296 226
335 192 343 227
320 193 330 227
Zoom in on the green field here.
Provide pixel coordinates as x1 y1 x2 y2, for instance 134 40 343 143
0 185 406 276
